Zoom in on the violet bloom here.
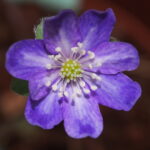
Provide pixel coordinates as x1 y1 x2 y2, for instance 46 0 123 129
6 9 141 138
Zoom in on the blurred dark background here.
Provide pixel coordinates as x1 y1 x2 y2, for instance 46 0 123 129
0 0 150 150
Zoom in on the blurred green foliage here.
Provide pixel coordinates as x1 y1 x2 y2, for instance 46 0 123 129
110 36 119 42
11 78 29 96
6 0 82 11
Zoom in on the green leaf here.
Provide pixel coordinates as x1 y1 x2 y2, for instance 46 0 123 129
11 78 29 96
35 19 44 39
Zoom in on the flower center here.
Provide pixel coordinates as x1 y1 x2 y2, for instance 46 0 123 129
60 59 82 80
45 43 101 97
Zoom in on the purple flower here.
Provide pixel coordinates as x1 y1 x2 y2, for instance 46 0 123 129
6 9 141 138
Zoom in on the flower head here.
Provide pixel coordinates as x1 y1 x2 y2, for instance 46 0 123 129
6 9 141 138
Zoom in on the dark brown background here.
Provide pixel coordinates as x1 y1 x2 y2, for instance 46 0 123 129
0 0 150 150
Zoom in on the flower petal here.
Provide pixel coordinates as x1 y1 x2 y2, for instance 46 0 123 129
92 42 140 74
95 73 141 111
29 70 59 100
79 8 116 50
44 10 81 56
25 92 62 129
62 89 103 139
6 39 52 80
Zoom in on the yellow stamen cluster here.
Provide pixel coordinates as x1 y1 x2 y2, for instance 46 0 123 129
60 59 82 80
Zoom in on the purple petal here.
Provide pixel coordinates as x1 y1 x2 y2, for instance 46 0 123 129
92 42 140 74
79 8 116 50
62 92 103 139
95 73 141 111
29 70 59 100
44 10 81 56
25 92 62 129
6 40 52 80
